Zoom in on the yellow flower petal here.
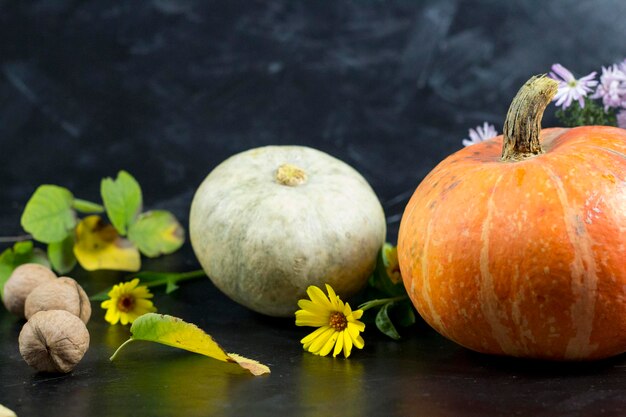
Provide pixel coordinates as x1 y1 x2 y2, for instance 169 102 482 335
351 309 364 320
308 327 336 354
319 332 339 357
295 311 329 327
325 284 340 310
100 279 157 326
297 299 331 316
301 326 330 345
306 286 333 309
105 308 120 325
333 331 344 357
126 278 140 291
295 284 365 358
348 320 365 333
353 335 365 350
343 331 353 358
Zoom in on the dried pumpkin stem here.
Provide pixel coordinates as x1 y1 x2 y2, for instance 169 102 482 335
275 163 308 186
501 75 558 162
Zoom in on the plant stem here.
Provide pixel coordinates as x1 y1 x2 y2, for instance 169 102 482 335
90 270 207 301
501 75 559 162
110 338 135 361
143 270 206 289
358 295 408 311
0 234 32 243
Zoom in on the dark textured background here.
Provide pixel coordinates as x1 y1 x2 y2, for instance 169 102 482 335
1 1 626 416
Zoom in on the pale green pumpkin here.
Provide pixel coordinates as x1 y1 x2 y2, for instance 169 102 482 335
189 146 386 317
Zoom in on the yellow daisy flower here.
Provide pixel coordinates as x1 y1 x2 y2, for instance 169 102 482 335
101 278 157 325
295 284 365 358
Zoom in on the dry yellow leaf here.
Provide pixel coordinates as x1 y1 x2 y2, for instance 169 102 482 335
110 313 270 376
73 215 141 271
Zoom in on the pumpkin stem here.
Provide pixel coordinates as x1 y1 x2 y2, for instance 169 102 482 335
501 75 558 162
275 163 308 186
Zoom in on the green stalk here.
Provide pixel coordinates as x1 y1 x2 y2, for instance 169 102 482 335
358 295 408 311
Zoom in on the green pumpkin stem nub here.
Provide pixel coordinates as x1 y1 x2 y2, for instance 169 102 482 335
501 75 559 162
275 163 308 186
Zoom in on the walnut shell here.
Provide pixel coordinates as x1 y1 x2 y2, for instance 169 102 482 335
19 310 90 373
24 277 91 324
2 263 57 318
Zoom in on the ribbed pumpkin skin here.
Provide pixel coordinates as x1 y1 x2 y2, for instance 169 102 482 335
398 126 626 360
190 146 386 317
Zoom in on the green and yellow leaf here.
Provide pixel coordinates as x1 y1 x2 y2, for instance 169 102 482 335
101 170 143 236
128 210 185 258
110 313 270 376
20 185 76 243
73 215 141 272
368 243 406 297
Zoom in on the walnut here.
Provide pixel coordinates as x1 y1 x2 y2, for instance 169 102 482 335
24 277 91 324
2 263 57 318
19 310 89 373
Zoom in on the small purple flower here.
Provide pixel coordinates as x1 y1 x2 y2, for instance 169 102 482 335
590 65 626 111
462 122 498 147
548 64 598 110
617 110 626 129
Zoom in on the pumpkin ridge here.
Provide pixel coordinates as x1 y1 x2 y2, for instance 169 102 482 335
542 164 599 359
478 173 516 354
589 145 626 162
418 216 444 333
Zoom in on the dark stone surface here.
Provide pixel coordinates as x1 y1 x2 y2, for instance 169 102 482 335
1 1 625 416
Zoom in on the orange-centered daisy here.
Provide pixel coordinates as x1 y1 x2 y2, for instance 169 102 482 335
295 284 365 358
101 278 157 325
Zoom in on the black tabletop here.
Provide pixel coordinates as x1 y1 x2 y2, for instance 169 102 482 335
1 1 626 416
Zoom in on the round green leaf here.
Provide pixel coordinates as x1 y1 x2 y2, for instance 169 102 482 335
20 185 76 243
0 241 50 299
128 210 185 258
101 170 143 236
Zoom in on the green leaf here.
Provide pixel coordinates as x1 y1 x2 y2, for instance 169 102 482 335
101 170 142 236
20 185 76 243
0 241 49 299
110 313 270 376
89 270 206 301
375 302 401 340
47 234 77 274
127 210 185 258
73 198 105 214
165 279 179 294
555 97 617 127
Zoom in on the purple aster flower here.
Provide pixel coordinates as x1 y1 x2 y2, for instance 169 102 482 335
548 64 598 110
590 65 626 111
617 110 626 129
462 122 498 147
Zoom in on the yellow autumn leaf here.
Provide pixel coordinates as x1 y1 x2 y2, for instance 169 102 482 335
73 215 141 271
110 313 270 376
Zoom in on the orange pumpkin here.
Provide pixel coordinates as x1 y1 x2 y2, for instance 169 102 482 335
398 76 626 360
